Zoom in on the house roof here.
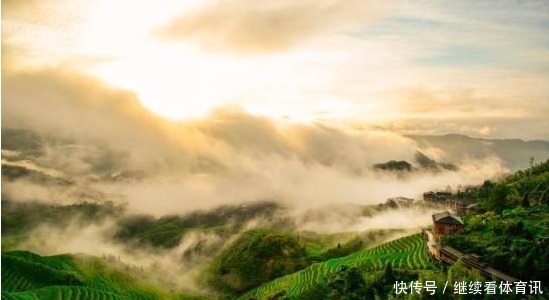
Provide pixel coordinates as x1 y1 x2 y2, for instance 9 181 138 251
432 211 464 225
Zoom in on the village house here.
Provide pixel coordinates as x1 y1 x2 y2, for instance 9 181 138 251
423 191 452 202
445 199 477 216
424 211 518 283
432 211 464 241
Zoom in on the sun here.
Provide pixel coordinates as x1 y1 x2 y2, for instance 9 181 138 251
74 0 245 120
3 0 377 123
90 43 250 120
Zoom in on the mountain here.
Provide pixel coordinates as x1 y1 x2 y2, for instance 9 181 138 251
241 234 433 300
1 251 206 299
408 134 549 171
373 151 457 173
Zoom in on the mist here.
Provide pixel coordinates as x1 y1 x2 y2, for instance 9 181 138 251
2 68 512 215
1 67 515 293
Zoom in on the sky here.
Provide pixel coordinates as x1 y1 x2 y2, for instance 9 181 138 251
2 0 549 139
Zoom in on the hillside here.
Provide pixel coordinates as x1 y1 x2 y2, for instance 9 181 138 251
1 251 205 300
408 134 549 171
443 159 549 284
373 151 457 174
1 231 432 300
202 230 309 294
241 233 433 299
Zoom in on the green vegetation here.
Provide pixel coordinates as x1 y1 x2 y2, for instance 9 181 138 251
201 228 411 296
114 202 282 248
464 159 549 211
1 251 201 300
299 229 406 261
319 237 363 261
2 200 122 246
241 233 433 299
203 230 309 294
2 199 283 251
446 160 549 282
443 204 549 282
4 135 547 299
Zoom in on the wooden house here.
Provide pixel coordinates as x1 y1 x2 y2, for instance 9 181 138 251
432 211 463 240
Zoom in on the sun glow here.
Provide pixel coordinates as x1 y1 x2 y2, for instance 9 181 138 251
79 0 247 119
2 0 402 122
6 0 548 138
90 44 248 119
5 0 391 121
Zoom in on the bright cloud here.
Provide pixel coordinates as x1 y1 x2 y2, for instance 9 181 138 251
2 0 549 139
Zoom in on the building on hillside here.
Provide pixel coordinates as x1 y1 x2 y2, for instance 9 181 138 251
444 198 477 216
425 211 518 283
445 199 467 215
437 246 518 283
423 191 452 202
385 197 414 208
464 203 478 215
432 211 463 241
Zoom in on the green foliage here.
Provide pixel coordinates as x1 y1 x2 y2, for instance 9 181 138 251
2 251 82 293
320 238 363 260
521 192 530 207
478 180 494 199
383 262 395 285
1 200 122 241
443 204 549 282
486 183 510 213
1 251 205 300
203 229 309 294
504 159 549 183
447 259 483 284
462 159 549 212
114 202 281 248
2 286 127 300
443 160 549 285
241 233 433 299
326 266 368 300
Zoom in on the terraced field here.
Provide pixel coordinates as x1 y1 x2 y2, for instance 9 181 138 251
240 233 432 299
2 286 128 300
1 251 163 300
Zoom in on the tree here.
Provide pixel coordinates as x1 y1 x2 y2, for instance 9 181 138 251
327 266 367 300
540 188 549 204
383 262 395 284
487 184 509 214
479 180 494 199
521 192 530 208
448 259 484 286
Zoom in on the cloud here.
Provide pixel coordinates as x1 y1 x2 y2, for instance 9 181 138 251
14 219 227 292
362 85 549 140
1 69 213 173
2 67 514 216
159 0 395 53
2 68 417 176
2 66 522 292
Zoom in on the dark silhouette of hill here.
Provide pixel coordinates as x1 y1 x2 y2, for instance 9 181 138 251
408 134 549 171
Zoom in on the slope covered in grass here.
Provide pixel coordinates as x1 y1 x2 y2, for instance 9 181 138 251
1 251 205 300
202 229 309 294
240 233 433 299
447 159 549 282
